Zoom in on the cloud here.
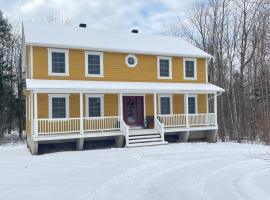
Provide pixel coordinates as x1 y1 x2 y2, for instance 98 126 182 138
2 0 192 34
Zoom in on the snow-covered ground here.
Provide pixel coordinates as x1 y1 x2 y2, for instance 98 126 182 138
0 143 269 200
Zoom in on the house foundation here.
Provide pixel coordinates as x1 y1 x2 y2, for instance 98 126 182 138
115 135 124 147
76 138 84 150
178 131 190 142
206 130 218 143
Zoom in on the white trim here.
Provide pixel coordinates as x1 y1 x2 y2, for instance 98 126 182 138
85 94 104 117
122 94 146 121
28 95 31 122
158 94 173 115
48 94 70 118
85 51 104 77
157 56 172 79
183 58 197 80
25 41 213 59
30 46 33 79
48 48 69 76
187 94 198 114
205 58 209 83
125 54 138 67
206 94 209 113
33 92 38 137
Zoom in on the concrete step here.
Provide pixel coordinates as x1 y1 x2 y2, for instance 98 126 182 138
126 141 168 148
129 138 163 144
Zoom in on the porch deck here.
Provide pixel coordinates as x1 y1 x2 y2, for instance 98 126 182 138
33 113 217 143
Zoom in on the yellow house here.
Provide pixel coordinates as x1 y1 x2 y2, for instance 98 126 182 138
23 22 224 154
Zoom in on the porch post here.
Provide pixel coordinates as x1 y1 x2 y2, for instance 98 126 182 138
214 92 218 126
80 92 84 134
184 93 189 127
33 91 38 137
119 93 123 119
154 93 157 117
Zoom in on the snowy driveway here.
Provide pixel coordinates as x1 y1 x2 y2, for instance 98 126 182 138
0 143 269 200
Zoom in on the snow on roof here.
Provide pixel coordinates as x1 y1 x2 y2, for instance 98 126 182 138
23 22 212 58
26 79 224 93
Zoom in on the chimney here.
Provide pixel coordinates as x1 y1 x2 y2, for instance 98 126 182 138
79 23 87 28
131 29 138 33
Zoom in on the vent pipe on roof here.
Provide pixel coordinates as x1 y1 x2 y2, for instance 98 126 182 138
131 29 138 33
79 23 87 28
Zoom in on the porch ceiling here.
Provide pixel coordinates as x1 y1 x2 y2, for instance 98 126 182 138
26 79 225 94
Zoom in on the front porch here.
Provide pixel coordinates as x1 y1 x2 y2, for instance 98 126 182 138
26 79 224 153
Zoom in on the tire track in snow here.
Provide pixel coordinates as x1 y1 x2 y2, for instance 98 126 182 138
197 158 268 200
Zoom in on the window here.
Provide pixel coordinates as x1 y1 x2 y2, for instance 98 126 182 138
157 56 172 79
184 58 197 80
86 95 104 117
188 95 197 114
159 95 172 115
125 54 138 67
49 95 69 118
48 48 69 76
85 51 103 77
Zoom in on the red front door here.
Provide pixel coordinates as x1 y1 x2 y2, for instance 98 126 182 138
123 96 144 127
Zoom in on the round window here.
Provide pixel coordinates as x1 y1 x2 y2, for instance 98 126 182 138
125 54 137 67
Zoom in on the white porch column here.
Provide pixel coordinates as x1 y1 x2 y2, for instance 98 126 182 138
214 92 218 126
184 93 189 127
80 92 84 134
33 92 38 137
154 93 157 117
119 93 123 119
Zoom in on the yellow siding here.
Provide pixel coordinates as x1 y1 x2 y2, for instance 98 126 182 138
198 94 207 113
145 94 154 117
31 46 207 83
173 94 184 114
104 94 118 116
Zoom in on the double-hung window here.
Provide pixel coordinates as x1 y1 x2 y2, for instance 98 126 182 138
85 51 104 77
86 95 104 117
48 48 69 76
184 58 197 80
159 95 172 115
49 95 69 118
157 56 172 79
188 95 197 114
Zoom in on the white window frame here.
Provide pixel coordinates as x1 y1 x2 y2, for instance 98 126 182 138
158 94 173 115
157 56 172 79
48 94 70 119
125 54 138 67
187 94 198 114
85 94 104 117
85 51 104 77
183 58 197 80
48 48 69 76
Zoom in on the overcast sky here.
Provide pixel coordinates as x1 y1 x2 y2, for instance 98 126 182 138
0 0 192 34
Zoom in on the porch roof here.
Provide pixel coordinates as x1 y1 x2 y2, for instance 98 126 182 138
26 79 225 94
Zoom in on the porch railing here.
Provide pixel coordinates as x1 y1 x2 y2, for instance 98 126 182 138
84 116 120 132
156 113 216 128
188 113 216 126
154 117 165 141
37 118 80 134
157 114 186 128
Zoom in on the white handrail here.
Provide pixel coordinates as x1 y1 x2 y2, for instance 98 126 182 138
120 119 129 145
154 117 165 141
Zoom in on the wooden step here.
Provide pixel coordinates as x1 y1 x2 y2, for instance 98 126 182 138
129 138 163 144
126 141 168 148
129 134 161 140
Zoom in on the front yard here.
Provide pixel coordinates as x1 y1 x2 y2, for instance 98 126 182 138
0 142 269 200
